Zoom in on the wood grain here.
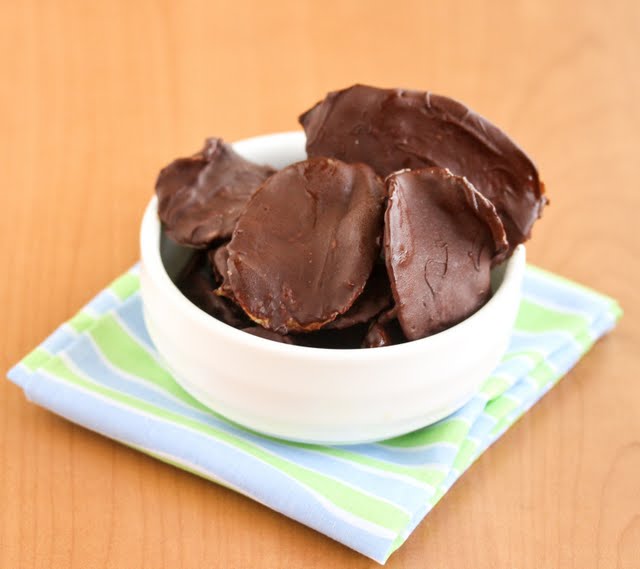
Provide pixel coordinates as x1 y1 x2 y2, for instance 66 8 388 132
1 0 639 567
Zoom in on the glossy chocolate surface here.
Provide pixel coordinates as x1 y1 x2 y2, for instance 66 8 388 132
362 316 406 348
384 167 508 341
156 138 274 248
300 84 546 250
227 158 386 333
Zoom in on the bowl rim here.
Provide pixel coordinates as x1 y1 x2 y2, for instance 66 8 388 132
140 131 526 363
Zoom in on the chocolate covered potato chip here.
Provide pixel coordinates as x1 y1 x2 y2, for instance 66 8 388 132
384 167 508 341
324 263 391 330
293 324 370 350
175 252 250 329
300 84 546 251
156 138 275 248
208 243 230 285
362 319 406 348
208 242 236 301
242 327 294 344
227 158 386 333
362 308 406 348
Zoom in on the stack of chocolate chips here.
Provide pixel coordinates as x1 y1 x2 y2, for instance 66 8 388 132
155 84 547 348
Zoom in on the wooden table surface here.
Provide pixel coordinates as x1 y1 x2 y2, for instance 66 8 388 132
2 0 639 567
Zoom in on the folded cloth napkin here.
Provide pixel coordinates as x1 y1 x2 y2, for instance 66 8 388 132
7 265 621 564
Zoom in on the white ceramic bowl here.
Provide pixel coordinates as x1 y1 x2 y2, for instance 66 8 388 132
139 131 526 445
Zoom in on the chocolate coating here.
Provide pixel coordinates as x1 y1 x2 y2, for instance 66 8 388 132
227 157 386 333
241 327 294 344
362 316 406 348
300 84 546 250
293 324 369 350
324 263 391 330
208 243 229 284
156 138 275 248
384 167 508 341
362 322 389 348
176 252 250 328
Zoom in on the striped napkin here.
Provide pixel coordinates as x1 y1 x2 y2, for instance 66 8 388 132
7 265 621 564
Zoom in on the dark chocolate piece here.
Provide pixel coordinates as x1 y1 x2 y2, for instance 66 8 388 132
208 243 229 284
384 167 508 341
241 327 294 344
156 138 275 248
324 263 391 330
176 252 251 328
362 322 388 348
362 321 390 348
207 243 238 304
227 157 386 334
300 84 546 250
293 324 370 350
362 319 406 348
361 307 406 348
